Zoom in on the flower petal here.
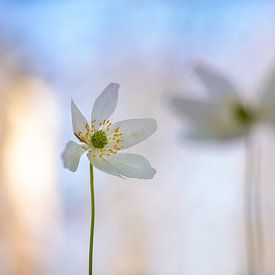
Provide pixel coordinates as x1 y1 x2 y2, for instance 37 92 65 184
171 96 249 141
108 153 156 179
71 99 89 135
109 118 157 149
170 96 217 127
87 151 121 177
62 141 88 172
194 63 238 102
184 125 247 141
91 83 119 124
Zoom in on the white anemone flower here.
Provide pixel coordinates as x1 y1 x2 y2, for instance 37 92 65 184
62 83 157 179
170 63 275 141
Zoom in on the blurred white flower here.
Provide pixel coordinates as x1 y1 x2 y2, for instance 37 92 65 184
170 63 275 141
62 83 157 179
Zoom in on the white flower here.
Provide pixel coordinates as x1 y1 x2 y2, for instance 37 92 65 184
170 63 275 141
62 83 157 179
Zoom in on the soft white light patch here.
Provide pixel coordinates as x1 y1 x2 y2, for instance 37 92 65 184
1 77 60 274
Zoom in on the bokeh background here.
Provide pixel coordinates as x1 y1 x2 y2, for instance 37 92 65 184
1 0 275 274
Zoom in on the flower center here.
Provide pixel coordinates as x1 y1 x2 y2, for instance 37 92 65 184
91 130 108 148
233 104 254 125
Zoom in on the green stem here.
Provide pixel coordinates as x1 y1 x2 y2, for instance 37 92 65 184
254 143 264 275
244 136 256 274
89 164 95 275
244 136 263 275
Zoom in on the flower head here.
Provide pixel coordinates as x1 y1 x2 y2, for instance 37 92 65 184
170 63 275 141
62 83 157 179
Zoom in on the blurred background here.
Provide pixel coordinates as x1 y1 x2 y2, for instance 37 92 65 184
1 0 275 274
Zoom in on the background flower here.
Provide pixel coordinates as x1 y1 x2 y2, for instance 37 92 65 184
170 63 275 142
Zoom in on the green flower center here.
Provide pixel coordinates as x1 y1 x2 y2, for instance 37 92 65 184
233 104 254 125
91 130 108 148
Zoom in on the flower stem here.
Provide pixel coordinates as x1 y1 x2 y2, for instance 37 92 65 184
254 143 264 275
244 136 263 275
89 164 95 275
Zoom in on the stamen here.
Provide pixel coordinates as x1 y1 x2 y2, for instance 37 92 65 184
91 119 96 130
85 123 90 130
87 119 126 158
75 132 86 143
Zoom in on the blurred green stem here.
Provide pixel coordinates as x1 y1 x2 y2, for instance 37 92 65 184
244 136 263 275
254 142 264 275
89 164 95 275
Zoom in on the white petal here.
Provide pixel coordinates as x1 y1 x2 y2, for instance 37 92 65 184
194 63 238 102
185 125 247 141
71 100 89 135
62 141 87 172
87 151 121 177
170 96 217 127
171 96 248 141
91 83 119 124
108 153 156 179
109 118 157 149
